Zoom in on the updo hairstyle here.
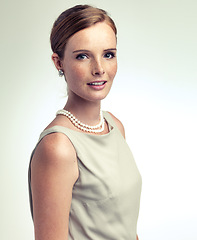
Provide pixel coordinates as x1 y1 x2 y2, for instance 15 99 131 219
50 5 117 59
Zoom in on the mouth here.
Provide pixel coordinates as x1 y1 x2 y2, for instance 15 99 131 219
87 81 107 90
87 81 107 86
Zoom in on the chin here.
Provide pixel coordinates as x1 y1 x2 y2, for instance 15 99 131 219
69 87 112 103
88 90 111 102
85 95 108 103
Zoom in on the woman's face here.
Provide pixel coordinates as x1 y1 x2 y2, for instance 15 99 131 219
61 21 117 102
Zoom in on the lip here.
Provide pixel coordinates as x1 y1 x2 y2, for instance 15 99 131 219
87 81 107 90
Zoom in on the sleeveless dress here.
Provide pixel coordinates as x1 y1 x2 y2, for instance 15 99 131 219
28 111 142 240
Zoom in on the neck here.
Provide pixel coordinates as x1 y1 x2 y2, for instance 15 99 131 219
64 95 101 125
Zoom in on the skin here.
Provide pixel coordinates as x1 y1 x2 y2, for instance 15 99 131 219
53 21 118 127
31 21 138 240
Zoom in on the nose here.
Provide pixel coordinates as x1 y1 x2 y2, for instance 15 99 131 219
91 59 105 76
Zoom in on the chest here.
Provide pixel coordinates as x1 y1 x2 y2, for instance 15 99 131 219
72 131 141 204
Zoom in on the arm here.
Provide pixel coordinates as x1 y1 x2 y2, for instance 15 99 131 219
107 111 126 138
31 133 79 240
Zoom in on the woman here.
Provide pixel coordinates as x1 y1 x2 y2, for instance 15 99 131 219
28 5 142 240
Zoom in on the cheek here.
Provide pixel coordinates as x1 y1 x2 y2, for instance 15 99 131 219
109 62 117 79
65 64 86 82
70 64 88 80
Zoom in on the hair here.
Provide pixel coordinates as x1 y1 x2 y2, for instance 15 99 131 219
50 5 117 59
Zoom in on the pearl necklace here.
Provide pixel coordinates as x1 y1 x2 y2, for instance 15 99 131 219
56 109 105 133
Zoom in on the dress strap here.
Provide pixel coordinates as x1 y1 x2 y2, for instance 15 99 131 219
38 125 71 142
103 111 125 138
103 111 117 129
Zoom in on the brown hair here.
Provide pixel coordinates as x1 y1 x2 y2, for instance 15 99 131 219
50 5 117 59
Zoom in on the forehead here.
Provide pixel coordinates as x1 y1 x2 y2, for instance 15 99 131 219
66 22 117 51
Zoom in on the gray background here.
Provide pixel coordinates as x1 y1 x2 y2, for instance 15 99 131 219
1 0 197 239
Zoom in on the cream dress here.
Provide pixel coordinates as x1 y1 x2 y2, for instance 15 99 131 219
28 111 142 240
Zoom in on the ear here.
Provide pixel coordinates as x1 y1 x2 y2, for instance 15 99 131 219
51 53 62 70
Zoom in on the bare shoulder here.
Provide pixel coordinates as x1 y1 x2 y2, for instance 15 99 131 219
32 132 79 183
107 111 126 138
31 133 78 240
31 132 79 195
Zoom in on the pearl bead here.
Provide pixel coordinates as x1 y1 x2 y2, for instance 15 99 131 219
56 109 105 133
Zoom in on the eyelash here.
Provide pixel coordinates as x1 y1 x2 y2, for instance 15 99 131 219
75 52 116 60
76 54 88 60
104 52 116 59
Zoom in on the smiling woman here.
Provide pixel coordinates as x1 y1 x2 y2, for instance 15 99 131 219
52 21 117 102
28 4 142 240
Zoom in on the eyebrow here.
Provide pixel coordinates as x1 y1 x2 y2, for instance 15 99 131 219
104 48 117 52
73 48 117 53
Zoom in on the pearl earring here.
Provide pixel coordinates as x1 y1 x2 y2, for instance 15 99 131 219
58 69 64 77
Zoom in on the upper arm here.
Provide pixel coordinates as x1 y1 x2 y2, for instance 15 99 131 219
107 112 126 138
31 133 79 240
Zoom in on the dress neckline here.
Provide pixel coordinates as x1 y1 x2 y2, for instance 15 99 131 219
41 111 115 138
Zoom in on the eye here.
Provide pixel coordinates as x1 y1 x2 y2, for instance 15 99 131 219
104 52 116 59
76 54 88 60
